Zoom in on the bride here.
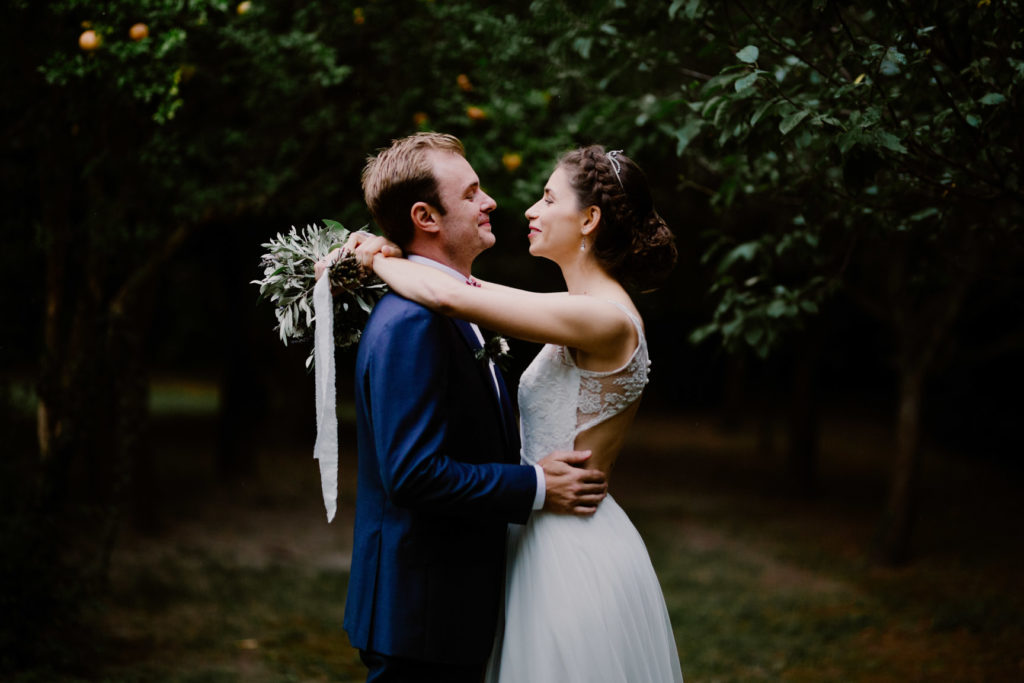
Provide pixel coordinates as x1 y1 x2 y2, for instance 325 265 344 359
353 145 684 683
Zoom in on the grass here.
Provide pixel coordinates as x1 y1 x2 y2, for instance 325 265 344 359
6 409 1023 681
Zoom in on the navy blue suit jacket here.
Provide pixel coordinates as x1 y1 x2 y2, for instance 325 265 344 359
343 292 537 665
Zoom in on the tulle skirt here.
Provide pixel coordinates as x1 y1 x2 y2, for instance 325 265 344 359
486 495 684 683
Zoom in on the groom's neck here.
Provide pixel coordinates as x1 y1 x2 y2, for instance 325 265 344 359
406 244 474 279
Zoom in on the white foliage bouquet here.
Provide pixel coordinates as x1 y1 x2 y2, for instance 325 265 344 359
252 220 387 366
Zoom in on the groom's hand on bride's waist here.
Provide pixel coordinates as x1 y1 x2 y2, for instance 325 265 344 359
538 450 607 516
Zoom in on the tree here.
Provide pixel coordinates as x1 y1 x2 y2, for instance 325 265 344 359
1 0 642 665
660 1 1024 562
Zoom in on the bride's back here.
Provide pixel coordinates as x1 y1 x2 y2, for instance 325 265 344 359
517 302 650 479
573 399 642 476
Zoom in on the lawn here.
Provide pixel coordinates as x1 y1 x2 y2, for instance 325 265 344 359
9 404 1023 682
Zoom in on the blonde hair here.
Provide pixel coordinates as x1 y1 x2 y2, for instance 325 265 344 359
362 132 465 247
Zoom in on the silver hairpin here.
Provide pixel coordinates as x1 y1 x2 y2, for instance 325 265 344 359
606 149 625 189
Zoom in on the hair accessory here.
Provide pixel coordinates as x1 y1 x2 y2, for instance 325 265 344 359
606 149 625 189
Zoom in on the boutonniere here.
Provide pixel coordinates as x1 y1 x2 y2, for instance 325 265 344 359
475 335 512 372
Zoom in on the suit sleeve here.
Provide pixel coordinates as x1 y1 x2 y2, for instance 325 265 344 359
366 306 537 522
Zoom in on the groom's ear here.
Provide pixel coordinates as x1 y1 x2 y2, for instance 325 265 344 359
410 201 441 234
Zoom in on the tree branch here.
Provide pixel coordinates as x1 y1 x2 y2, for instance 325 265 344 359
734 0 840 87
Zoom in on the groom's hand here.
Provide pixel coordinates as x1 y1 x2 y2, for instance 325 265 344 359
539 450 607 516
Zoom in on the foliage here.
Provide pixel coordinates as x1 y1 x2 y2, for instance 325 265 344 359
657 1 1024 357
251 221 387 365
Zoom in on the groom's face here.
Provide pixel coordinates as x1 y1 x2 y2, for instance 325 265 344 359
429 151 497 267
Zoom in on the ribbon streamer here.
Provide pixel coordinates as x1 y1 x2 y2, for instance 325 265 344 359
312 273 338 522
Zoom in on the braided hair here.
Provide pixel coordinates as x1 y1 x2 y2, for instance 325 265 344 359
558 145 677 290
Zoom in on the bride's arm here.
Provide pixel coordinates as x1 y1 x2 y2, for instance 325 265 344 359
371 255 632 355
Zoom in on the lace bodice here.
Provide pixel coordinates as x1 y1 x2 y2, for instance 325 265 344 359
517 301 650 465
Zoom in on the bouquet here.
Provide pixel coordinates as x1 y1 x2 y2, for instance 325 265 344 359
253 219 386 522
252 220 388 367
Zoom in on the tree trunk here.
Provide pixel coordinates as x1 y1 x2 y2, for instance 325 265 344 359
874 364 924 565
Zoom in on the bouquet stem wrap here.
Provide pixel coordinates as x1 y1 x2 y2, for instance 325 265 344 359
313 273 338 522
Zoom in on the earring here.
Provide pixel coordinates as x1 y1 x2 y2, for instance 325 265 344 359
580 236 586 251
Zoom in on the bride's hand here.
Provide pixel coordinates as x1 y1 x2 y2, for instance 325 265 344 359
315 248 342 281
314 232 401 281
349 233 401 268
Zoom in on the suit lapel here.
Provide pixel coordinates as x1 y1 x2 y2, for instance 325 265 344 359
451 318 514 448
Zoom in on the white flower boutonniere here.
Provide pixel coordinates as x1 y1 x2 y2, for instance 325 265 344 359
475 335 512 372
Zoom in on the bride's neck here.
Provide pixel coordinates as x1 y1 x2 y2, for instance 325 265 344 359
560 256 614 296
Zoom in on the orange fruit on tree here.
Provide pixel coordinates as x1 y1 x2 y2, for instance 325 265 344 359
412 112 429 127
466 106 487 121
237 1 252 15
129 23 149 41
353 7 365 24
456 74 473 91
79 30 102 51
502 153 523 172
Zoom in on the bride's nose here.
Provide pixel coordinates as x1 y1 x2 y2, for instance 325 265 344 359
524 202 539 219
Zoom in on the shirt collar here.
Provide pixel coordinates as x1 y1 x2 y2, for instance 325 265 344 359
407 254 471 282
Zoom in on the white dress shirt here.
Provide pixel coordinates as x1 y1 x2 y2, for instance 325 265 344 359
407 255 546 510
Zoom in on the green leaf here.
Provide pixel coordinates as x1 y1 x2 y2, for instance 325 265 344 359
979 92 1006 106
736 45 759 63
779 110 810 135
874 130 907 154
909 207 940 221
668 0 701 20
573 37 593 59
965 113 980 128
750 98 777 125
701 95 724 118
669 118 705 155
766 299 789 318
734 72 758 92
717 241 761 274
688 322 718 345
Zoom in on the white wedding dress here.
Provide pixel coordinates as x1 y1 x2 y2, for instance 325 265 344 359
486 302 684 683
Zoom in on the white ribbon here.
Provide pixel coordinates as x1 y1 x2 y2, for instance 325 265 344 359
312 273 338 522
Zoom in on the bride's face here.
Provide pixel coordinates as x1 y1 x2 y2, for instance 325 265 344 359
525 166 588 262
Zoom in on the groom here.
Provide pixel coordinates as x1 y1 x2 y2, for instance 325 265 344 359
332 133 608 682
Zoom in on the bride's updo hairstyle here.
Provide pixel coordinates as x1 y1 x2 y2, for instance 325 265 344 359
558 145 677 290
